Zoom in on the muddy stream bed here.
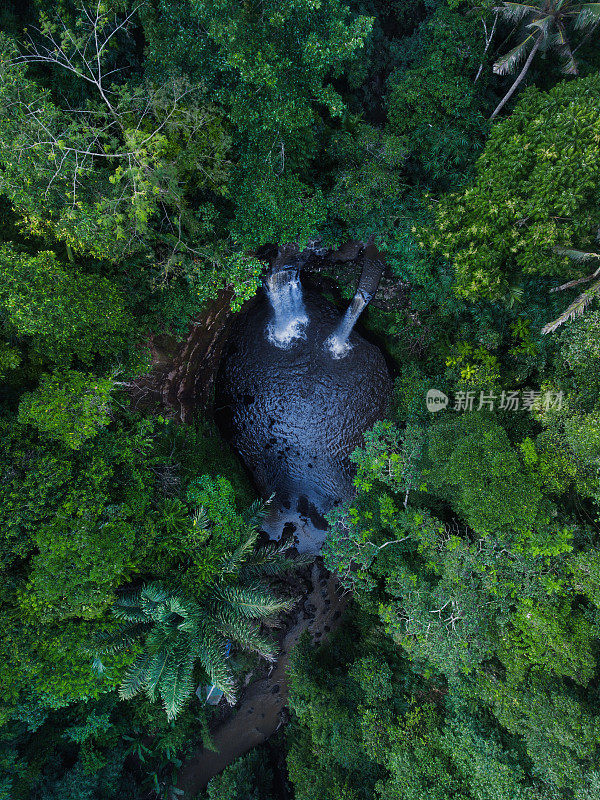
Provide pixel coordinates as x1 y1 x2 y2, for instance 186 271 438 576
176 561 348 795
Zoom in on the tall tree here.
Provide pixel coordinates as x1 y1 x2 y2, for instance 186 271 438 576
490 0 600 119
426 74 600 302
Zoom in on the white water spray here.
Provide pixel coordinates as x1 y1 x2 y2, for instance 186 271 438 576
265 268 309 348
325 291 369 359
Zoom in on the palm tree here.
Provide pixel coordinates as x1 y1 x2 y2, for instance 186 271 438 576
93 502 308 719
490 0 600 120
542 247 600 333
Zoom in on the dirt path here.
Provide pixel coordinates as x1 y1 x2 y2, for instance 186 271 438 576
176 561 347 797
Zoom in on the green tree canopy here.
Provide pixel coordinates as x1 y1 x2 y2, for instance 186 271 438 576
426 74 600 302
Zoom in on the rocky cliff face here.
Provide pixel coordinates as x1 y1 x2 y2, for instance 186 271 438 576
128 289 236 421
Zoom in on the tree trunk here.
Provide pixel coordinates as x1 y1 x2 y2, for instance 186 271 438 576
490 36 542 121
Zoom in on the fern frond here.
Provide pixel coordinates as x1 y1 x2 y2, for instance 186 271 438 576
160 659 195 721
119 653 151 700
217 583 294 618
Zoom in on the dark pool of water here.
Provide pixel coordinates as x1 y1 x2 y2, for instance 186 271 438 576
215 289 392 552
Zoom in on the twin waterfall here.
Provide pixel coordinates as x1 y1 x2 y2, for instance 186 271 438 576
265 239 383 358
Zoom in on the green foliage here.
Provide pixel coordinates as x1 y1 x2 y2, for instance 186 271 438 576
426 74 600 301
0 27 232 278
325 122 407 241
322 400 600 796
143 0 372 247
387 8 491 184
490 0 600 119
287 614 545 800
97 514 298 719
18 370 113 450
0 246 131 364
204 746 278 800
1 0 600 796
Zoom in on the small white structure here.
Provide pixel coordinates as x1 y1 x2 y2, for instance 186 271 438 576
196 684 224 705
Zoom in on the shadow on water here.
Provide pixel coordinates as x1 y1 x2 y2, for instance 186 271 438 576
215 284 392 553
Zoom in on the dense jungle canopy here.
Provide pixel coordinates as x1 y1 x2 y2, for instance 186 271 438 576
1 1 600 798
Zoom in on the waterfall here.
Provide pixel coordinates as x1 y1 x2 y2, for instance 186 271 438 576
326 290 369 359
265 268 308 348
326 236 384 359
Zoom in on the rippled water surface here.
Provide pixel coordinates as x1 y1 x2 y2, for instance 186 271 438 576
215 289 391 552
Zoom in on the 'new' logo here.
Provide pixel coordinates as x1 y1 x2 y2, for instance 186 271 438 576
426 389 448 413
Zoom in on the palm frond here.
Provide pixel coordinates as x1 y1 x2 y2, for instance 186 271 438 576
493 34 539 74
242 554 309 579
243 494 274 530
542 279 600 333
145 626 178 655
552 23 578 73
219 529 260 575
154 596 191 626
192 506 209 532
496 2 540 22
165 594 194 621
215 615 278 661
92 622 150 655
528 14 556 38
145 649 172 701
140 583 170 611
192 628 237 703
554 246 600 263
178 606 202 633
113 584 169 621
560 53 579 74
242 539 313 578
575 3 600 29
550 273 597 293
112 589 145 621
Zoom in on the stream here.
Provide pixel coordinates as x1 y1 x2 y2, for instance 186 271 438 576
178 248 391 793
